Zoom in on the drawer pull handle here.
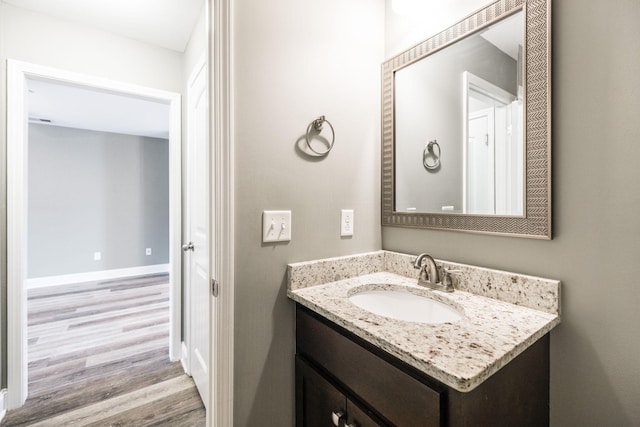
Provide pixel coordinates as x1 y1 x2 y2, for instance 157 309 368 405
331 410 345 426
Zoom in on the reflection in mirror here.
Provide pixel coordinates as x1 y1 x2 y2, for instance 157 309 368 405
381 0 552 238
464 71 523 215
394 11 523 215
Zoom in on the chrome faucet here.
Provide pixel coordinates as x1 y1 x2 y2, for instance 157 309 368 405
413 253 456 293
414 253 440 284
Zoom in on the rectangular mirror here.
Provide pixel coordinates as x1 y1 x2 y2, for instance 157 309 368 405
382 0 551 238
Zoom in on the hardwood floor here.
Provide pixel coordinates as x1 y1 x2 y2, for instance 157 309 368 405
2 274 205 426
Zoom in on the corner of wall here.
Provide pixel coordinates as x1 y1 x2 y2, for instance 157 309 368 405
0 1 8 391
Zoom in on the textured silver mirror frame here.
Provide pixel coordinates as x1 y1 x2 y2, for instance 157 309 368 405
381 0 552 239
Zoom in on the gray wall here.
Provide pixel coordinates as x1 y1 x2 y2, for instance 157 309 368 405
385 0 640 425
28 124 169 278
232 0 384 424
395 35 516 212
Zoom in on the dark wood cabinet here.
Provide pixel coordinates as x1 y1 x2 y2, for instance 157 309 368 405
295 305 549 427
296 356 381 427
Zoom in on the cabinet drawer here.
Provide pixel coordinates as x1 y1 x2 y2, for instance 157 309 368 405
297 307 441 427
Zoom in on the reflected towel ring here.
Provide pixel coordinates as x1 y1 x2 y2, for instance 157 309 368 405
423 140 441 170
305 115 335 156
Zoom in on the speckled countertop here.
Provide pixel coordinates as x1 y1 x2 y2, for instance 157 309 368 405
287 251 561 393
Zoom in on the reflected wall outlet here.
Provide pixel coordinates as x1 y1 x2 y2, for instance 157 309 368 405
263 210 292 243
341 209 354 237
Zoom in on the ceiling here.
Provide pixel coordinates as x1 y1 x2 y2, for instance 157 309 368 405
480 11 523 60
2 0 204 52
28 78 172 139
4 0 204 138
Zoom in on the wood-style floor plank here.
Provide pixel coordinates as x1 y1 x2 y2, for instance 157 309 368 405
1 274 205 426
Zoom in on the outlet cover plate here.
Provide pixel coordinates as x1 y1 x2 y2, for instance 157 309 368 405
341 209 354 236
263 210 292 243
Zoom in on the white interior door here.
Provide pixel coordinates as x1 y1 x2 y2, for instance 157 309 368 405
467 108 495 214
185 58 210 408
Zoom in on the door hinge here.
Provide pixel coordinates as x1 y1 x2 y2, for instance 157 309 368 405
212 279 219 297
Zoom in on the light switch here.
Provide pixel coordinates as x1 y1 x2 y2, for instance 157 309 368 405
341 209 354 237
262 210 292 243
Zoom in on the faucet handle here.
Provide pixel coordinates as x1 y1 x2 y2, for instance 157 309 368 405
441 268 462 292
442 268 462 280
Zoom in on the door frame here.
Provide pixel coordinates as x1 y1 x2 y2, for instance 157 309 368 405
209 0 235 425
6 59 183 409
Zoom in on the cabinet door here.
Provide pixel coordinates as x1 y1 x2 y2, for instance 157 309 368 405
296 356 346 427
297 307 442 426
346 399 384 427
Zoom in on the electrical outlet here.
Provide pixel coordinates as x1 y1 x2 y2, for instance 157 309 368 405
262 210 292 243
146 248 152 255
94 252 102 261
341 209 354 237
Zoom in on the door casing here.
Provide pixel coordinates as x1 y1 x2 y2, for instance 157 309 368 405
6 59 182 409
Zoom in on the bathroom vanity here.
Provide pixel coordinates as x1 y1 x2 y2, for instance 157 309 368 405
288 251 560 427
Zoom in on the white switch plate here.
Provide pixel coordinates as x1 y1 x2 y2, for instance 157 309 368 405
146 248 152 255
94 252 102 261
341 209 354 237
263 210 292 243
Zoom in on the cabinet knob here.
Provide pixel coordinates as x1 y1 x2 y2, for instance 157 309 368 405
331 410 345 426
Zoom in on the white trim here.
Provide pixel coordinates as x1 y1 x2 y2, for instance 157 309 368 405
181 341 192 376
210 0 234 425
167 71 184 365
7 59 29 410
0 389 8 422
25 264 171 289
6 59 182 409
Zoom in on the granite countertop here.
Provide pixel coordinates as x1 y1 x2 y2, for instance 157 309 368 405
287 251 561 393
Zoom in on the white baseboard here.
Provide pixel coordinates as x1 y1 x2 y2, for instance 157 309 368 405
0 389 7 422
26 264 171 289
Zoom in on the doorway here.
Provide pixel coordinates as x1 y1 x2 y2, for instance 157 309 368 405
462 71 523 215
6 60 183 409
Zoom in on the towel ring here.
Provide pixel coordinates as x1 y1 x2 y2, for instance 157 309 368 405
423 139 441 170
305 115 335 156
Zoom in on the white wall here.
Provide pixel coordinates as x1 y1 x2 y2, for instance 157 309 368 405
0 4 182 91
232 0 384 424
183 2 207 80
384 0 640 425
385 0 487 57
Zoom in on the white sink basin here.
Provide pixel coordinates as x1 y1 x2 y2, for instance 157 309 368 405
348 289 462 324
